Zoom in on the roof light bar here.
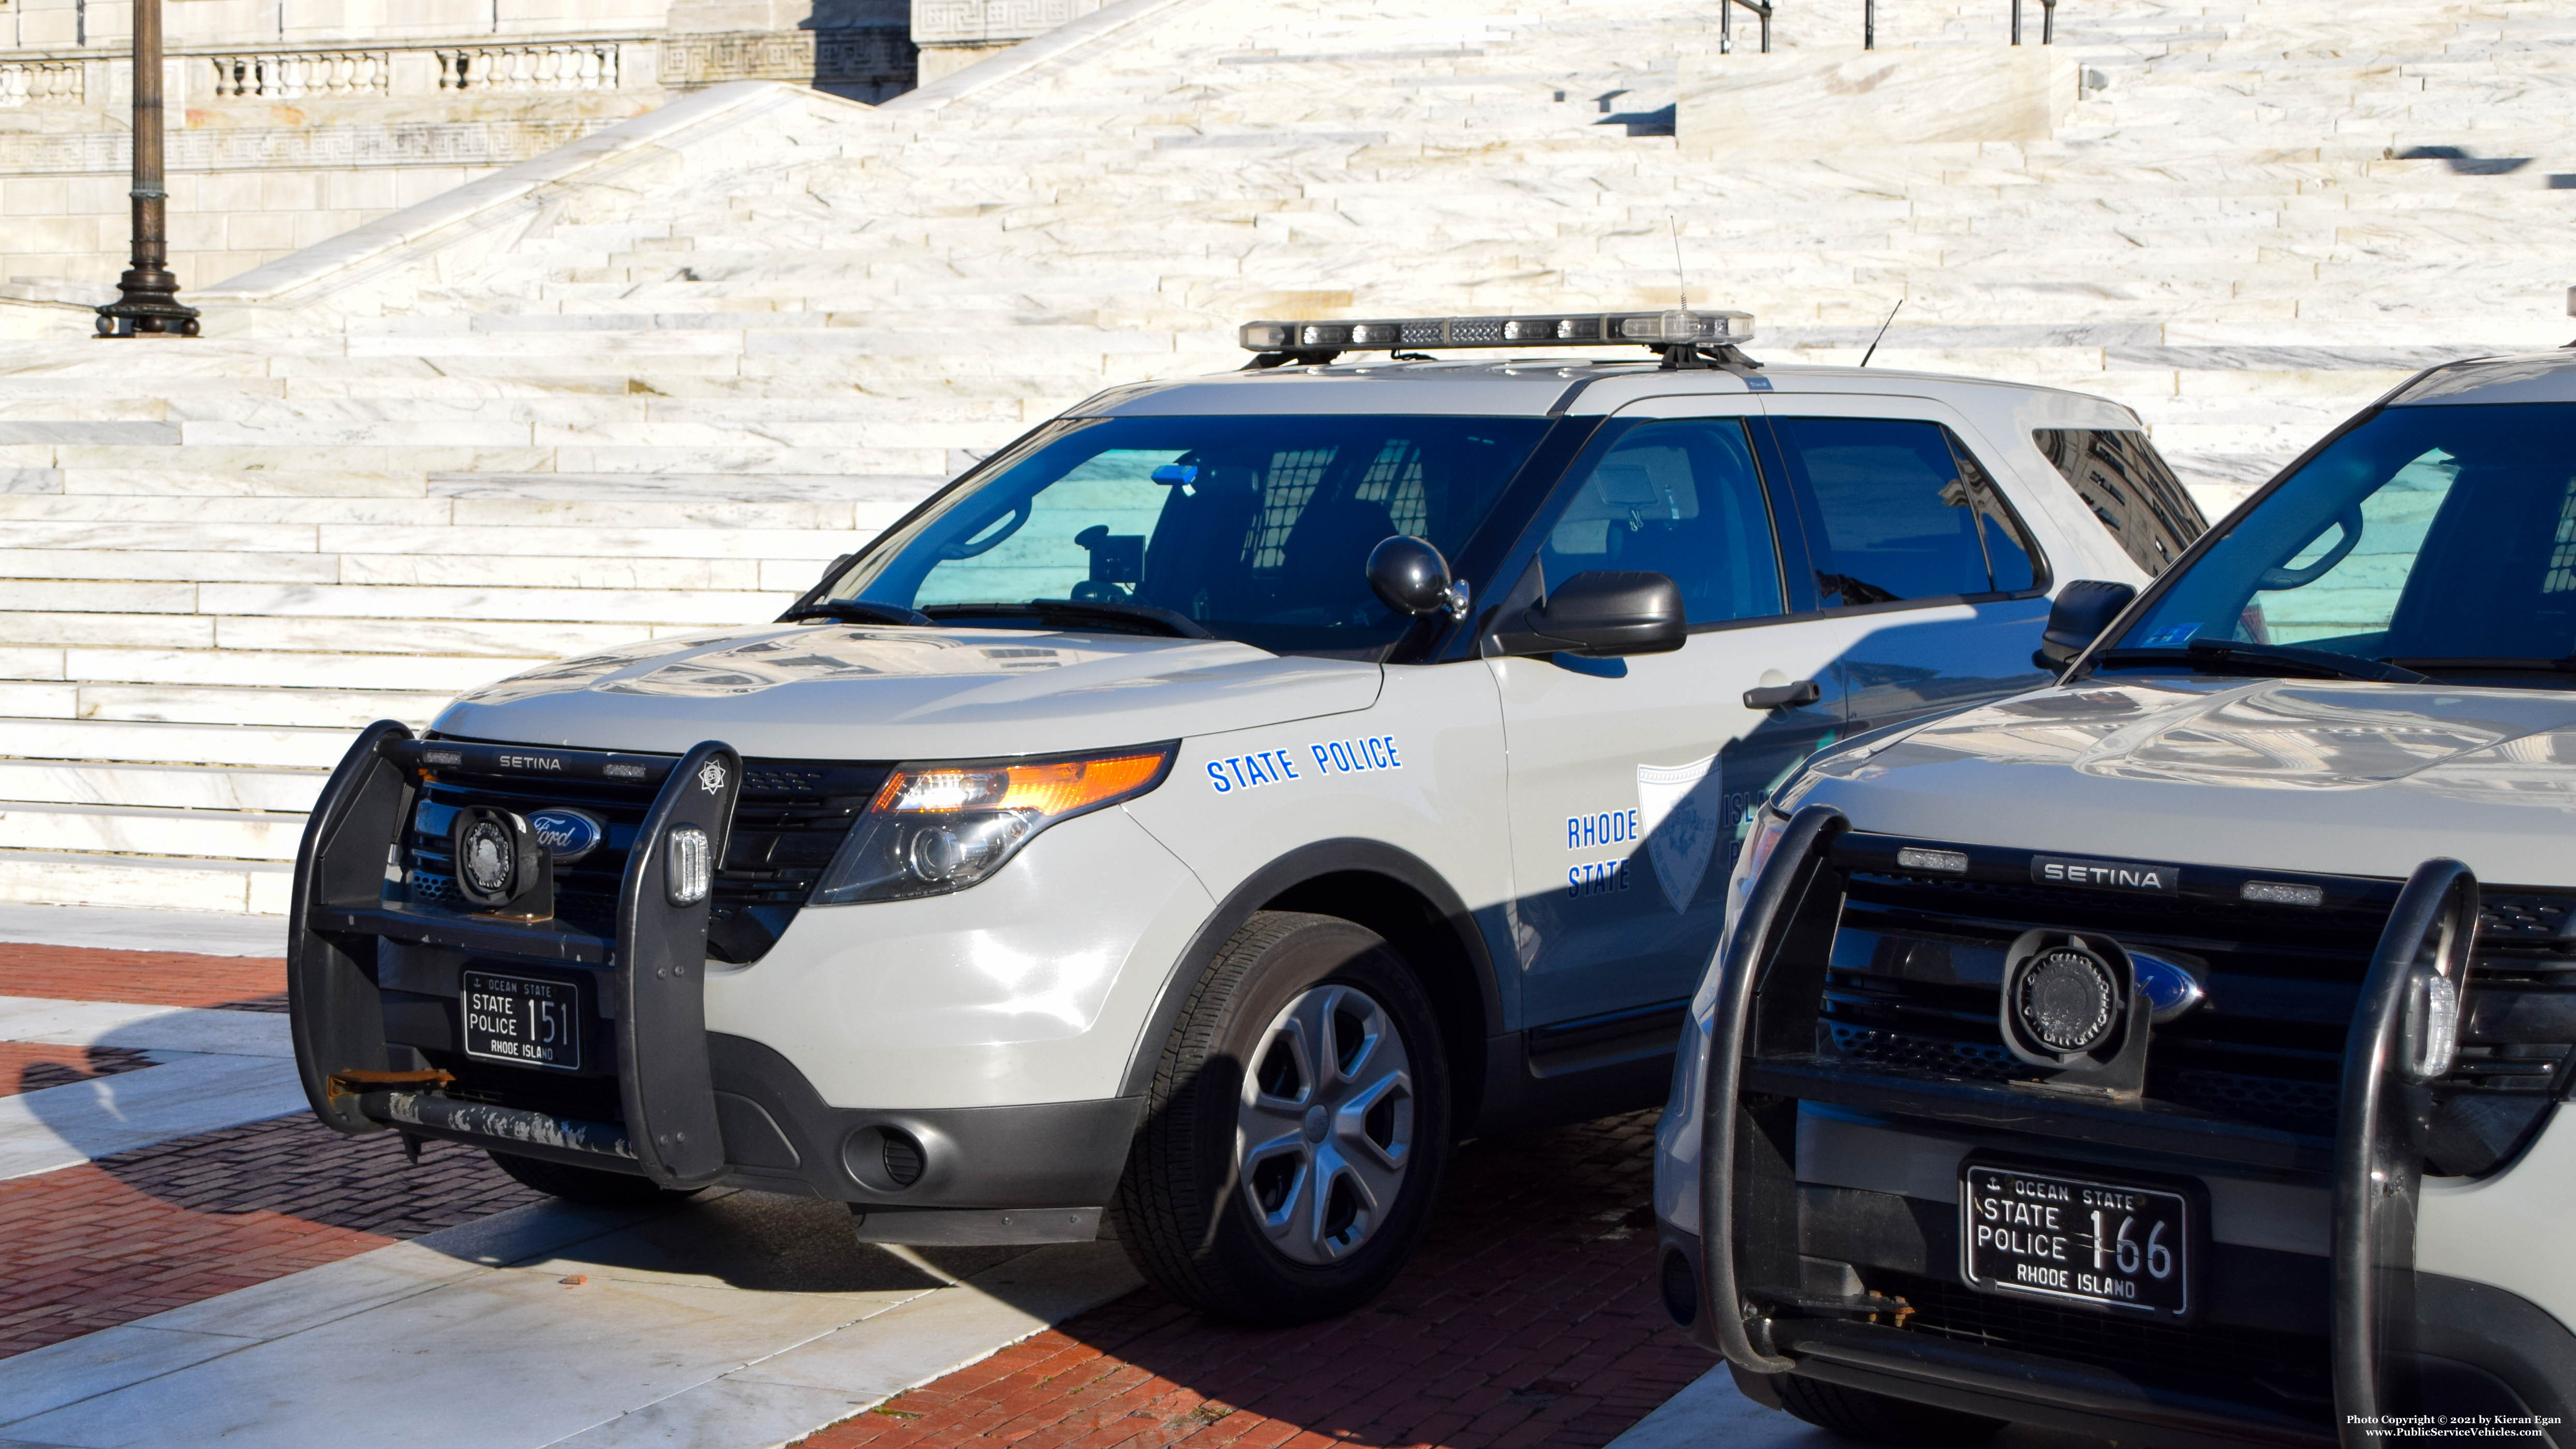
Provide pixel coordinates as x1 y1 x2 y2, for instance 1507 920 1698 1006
1239 309 1756 355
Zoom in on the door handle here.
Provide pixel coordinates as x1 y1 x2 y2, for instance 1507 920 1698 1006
1744 679 1822 711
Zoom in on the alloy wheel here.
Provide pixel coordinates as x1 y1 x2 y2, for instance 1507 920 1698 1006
1234 982 1416 1263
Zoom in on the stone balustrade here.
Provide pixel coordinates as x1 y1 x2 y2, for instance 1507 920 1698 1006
436 42 624 94
205 51 392 100
0 59 84 107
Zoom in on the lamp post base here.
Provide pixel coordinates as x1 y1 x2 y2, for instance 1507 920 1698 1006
95 265 200 338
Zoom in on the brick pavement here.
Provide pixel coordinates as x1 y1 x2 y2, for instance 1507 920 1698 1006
0 943 286 1011
794 1112 1714 1449
0 937 1718 1449
0 939 537 1360
0 1113 540 1357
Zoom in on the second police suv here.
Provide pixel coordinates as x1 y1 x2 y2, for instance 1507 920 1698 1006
1656 345 2576 1444
287 308 2201 1323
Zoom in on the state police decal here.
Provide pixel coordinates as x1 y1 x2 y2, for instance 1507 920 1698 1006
1204 735 1403 793
1637 755 1727 913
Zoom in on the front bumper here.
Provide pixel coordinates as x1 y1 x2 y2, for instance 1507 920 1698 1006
1676 806 2572 1449
288 723 1138 1223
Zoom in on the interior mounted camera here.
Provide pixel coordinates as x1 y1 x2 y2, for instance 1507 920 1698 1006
1998 928 2151 1099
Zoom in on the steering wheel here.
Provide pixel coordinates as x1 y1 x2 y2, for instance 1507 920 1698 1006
938 498 1033 560
2257 502 2364 590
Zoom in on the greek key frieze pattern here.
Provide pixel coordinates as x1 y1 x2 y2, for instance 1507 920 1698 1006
657 28 914 88
0 119 607 175
910 0 1106 45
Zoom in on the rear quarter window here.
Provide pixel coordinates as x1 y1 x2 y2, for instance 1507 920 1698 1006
1770 417 2042 607
2032 428 2207 575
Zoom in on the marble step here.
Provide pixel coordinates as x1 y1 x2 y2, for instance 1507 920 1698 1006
0 717 359 770
0 848 292 915
0 759 325 814
45 684 454 731
0 801 307 864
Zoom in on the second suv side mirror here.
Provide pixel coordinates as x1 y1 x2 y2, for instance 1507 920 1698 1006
1491 570 1686 658
2035 580 2138 669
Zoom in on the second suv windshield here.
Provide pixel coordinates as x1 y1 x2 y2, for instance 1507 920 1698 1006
2100 401 2576 686
820 413 1550 656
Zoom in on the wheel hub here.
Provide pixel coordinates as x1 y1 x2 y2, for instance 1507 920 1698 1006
1236 982 1415 1264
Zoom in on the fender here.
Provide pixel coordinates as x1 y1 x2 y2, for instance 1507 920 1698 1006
1116 837 1507 1113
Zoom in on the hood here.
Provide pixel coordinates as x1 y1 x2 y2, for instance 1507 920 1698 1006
1793 677 2576 885
432 625 1382 759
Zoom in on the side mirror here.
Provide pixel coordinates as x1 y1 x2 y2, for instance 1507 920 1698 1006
1491 570 1686 658
2035 580 2138 669
1368 536 1470 621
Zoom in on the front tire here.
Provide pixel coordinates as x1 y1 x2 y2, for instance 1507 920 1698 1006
1772 1374 2005 1447
488 1150 703 1209
1114 911 1452 1325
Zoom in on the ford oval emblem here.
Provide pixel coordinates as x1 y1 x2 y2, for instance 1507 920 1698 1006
528 807 605 863
2130 952 2205 1024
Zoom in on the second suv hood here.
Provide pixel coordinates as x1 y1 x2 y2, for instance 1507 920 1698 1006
1796 677 2576 884
433 625 1381 759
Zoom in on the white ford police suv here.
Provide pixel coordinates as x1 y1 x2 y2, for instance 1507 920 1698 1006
288 309 2196 1324
1657 350 2576 1443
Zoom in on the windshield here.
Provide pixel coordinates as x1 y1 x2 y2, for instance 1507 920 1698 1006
822 413 1550 655
2104 402 2576 685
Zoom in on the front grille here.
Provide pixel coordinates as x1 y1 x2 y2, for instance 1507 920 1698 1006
1817 840 2574 1166
405 743 887 964
1871 1271 2332 1425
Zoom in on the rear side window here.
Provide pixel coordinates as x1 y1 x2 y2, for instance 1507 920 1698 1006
1770 417 2041 607
2033 428 2207 575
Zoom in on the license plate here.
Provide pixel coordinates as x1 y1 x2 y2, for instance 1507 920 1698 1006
1961 1163 2192 1319
461 970 583 1071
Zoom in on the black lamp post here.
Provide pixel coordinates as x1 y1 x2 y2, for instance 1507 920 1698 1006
96 0 198 338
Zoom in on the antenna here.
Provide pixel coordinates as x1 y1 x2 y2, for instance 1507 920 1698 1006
1859 298 1903 367
1670 216 1688 309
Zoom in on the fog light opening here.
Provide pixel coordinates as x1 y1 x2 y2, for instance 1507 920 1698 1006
842 1124 931 1192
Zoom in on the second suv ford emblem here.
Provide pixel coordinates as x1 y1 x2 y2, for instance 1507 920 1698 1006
528 808 605 862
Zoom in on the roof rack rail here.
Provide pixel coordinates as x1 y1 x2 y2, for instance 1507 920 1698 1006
1237 309 1758 371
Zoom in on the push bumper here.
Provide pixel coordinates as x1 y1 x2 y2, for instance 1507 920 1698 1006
288 723 1139 1228
1686 806 2565 1448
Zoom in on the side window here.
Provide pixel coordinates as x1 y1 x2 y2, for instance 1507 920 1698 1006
1537 418 1785 626
2033 428 2208 575
1771 417 2041 606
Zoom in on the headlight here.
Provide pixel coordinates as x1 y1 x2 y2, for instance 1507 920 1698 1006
810 744 1174 905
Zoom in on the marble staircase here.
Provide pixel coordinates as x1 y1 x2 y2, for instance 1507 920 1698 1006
0 0 2570 917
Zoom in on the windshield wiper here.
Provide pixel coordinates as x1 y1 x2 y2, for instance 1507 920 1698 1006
2091 639 2427 684
777 600 933 627
920 600 1215 640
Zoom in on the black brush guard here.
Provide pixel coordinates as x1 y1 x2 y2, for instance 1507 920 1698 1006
287 720 744 1189
1695 804 2475 1449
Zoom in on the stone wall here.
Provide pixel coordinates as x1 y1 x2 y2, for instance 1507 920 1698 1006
0 0 914 297
910 0 1105 83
